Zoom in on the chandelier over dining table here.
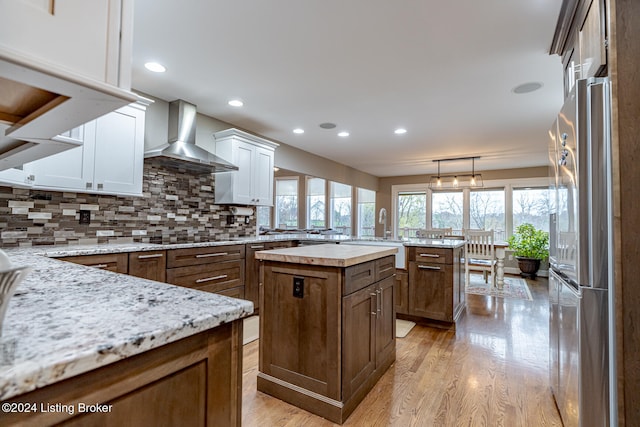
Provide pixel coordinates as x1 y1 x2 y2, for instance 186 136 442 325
428 156 484 189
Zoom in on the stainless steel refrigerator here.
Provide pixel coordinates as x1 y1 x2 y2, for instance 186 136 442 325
548 77 613 427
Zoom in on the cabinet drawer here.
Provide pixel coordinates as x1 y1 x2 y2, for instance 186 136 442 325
343 260 376 295
128 250 167 282
166 259 244 293
167 245 245 268
409 247 451 264
375 256 396 281
216 285 245 300
58 253 128 274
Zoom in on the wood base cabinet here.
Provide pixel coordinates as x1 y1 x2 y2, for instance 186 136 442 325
245 241 296 314
404 245 464 325
1 321 243 427
258 256 395 424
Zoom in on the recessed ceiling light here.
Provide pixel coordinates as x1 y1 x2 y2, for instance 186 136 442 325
144 62 166 73
293 128 304 134
319 122 337 129
228 99 244 107
338 131 350 137
394 128 407 134
512 82 543 94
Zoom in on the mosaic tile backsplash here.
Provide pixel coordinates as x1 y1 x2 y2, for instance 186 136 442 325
0 161 256 247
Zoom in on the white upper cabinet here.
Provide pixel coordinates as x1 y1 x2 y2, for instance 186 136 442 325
214 129 278 206
0 0 132 88
25 100 149 196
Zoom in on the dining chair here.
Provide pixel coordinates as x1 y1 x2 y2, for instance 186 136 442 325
464 230 496 285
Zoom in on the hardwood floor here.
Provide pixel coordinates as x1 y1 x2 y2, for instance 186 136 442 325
242 276 563 426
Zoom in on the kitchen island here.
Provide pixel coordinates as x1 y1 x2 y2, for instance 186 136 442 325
0 246 252 427
255 244 397 424
401 239 466 326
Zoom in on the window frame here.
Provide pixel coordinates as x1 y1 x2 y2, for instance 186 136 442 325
274 176 299 229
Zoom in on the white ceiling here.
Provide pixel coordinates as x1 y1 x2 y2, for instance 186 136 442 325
132 0 564 178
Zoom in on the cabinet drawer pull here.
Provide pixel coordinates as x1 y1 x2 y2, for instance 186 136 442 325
195 274 228 283
250 245 265 249
89 264 109 269
195 252 228 258
137 253 163 259
418 265 441 271
419 253 440 258
371 312 377 316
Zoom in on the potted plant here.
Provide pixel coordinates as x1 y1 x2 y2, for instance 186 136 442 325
507 223 549 279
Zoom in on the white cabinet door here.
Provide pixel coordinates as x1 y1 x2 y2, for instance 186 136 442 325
231 141 256 205
253 146 274 205
27 123 96 190
214 129 277 206
93 105 144 195
0 166 33 187
26 103 146 196
0 0 121 85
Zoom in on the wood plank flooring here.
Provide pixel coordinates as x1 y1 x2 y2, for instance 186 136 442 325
242 276 563 426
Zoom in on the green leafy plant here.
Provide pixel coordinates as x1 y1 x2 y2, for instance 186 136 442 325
507 223 549 260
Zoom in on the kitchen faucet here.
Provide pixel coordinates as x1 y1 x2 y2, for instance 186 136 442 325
378 208 388 239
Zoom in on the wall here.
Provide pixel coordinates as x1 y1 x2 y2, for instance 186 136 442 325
0 159 255 247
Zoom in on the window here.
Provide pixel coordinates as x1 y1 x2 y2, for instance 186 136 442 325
432 191 463 230
306 177 326 229
275 178 298 228
330 182 352 235
470 189 505 240
392 177 549 241
513 187 550 232
397 191 426 238
357 188 376 237
256 206 271 229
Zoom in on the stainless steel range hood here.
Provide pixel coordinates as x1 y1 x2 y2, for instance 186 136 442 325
144 100 238 174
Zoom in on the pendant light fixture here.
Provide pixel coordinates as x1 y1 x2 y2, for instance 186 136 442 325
428 156 484 189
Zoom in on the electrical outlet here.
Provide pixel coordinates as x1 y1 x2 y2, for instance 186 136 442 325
244 216 250 224
293 277 304 298
79 210 91 225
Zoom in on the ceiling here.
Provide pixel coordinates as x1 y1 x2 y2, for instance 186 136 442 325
132 0 564 178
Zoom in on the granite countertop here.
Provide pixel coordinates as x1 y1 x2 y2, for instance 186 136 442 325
0 233 465 400
254 243 398 267
0 245 253 401
402 238 466 249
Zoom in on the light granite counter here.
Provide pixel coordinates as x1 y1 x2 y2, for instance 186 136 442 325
0 234 464 401
254 243 397 267
402 238 466 249
0 245 253 401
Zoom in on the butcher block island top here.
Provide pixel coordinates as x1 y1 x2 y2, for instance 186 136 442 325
254 243 398 267
257 244 397 424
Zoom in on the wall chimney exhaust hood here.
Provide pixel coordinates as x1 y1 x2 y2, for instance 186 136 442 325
144 100 238 174
0 47 138 171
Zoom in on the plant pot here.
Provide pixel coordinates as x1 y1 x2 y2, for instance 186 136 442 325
516 256 541 279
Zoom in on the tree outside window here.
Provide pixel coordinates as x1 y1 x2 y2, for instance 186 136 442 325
432 191 463 230
330 182 352 235
513 187 550 232
275 178 298 228
470 189 505 236
397 191 426 238
306 177 326 229
357 187 375 237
